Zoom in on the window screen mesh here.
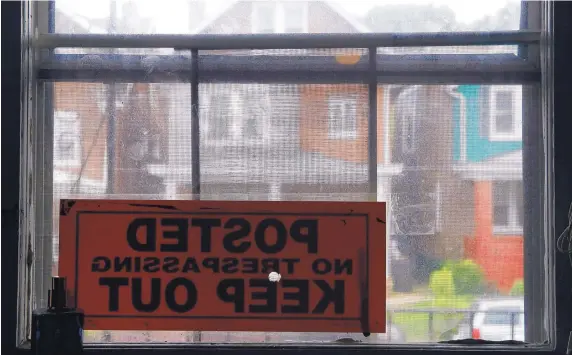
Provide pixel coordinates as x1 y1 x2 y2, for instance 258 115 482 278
35 0 534 345
44 79 527 343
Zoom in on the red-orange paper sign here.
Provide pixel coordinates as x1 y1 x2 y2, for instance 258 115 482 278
58 199 386 333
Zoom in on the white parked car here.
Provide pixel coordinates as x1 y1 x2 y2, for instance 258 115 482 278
453 298 524 342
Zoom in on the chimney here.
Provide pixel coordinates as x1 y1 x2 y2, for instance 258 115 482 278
188 0 207 33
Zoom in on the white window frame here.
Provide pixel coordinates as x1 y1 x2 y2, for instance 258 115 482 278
489 85 523 141
493 180 524 235
53 111 81 168
397 86 420 153
252 1 308 34
327 95 358 140
435 180 442 232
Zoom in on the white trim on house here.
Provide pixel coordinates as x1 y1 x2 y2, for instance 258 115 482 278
396 86 421 154
446 85 468 162
53 170 107 194
327 94 358 140
435 180 442 232
382 86 391 164
53 111 82 168
489 85 523 142
453 150 522 181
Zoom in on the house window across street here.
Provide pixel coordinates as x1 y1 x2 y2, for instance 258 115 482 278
489 85 523 141
54 111 81 167
493 180 523 235
252 1 308 33
327 95 358 139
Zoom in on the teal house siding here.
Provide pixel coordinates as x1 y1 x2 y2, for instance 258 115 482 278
453 85 522 163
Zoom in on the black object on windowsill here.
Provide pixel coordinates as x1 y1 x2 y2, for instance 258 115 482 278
31 277 85 355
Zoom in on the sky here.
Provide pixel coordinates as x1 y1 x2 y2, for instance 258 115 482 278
56 0 515 33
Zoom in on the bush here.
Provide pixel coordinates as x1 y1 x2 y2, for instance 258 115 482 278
449 259 485 295
429 259 485 297
510 279 524 296
429 266 455 299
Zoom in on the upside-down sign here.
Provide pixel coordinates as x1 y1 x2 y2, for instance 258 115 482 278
58 199 387 333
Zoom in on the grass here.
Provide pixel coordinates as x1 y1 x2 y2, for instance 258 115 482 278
389 296 473 342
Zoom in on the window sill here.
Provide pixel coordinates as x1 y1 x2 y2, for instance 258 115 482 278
15 341 555 355
328 135 358 140
488 134 522 142
202 141 269 147
493 227 524 236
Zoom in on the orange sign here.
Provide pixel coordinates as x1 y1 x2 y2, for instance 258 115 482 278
58 199 387 333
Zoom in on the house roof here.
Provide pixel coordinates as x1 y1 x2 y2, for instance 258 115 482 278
55 7 107 34
191 1 369 34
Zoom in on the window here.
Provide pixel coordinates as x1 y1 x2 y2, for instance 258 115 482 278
252 1 308 34
53 111 81 167
252 2 276 34
489 85 523 141
11 0 560 352
327 96 357 139
202 87 269 146
493 180 524 235
202 93 235 143
282 2 307 33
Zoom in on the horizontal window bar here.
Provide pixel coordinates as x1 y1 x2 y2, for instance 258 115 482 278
38 68 539 84
34 31 541 50
38 54 539 84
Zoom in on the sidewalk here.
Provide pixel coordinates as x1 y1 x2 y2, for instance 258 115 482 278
387 293 430 309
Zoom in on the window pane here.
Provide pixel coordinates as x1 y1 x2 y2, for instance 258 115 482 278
52 0 522 38
495 113 514 133
515 181 524 226
495 91 514 112
283 3 306 33
254 2 276 33
38 81 539 344
494 205 510 226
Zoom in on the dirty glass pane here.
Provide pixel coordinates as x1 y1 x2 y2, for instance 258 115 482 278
37 80 537 343
53 0 522 35
52 0 522 55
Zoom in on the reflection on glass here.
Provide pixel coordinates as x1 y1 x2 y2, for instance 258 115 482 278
45 82 527 343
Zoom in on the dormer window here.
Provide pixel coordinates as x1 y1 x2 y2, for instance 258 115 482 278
489 85 522 141
252 1 308 34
